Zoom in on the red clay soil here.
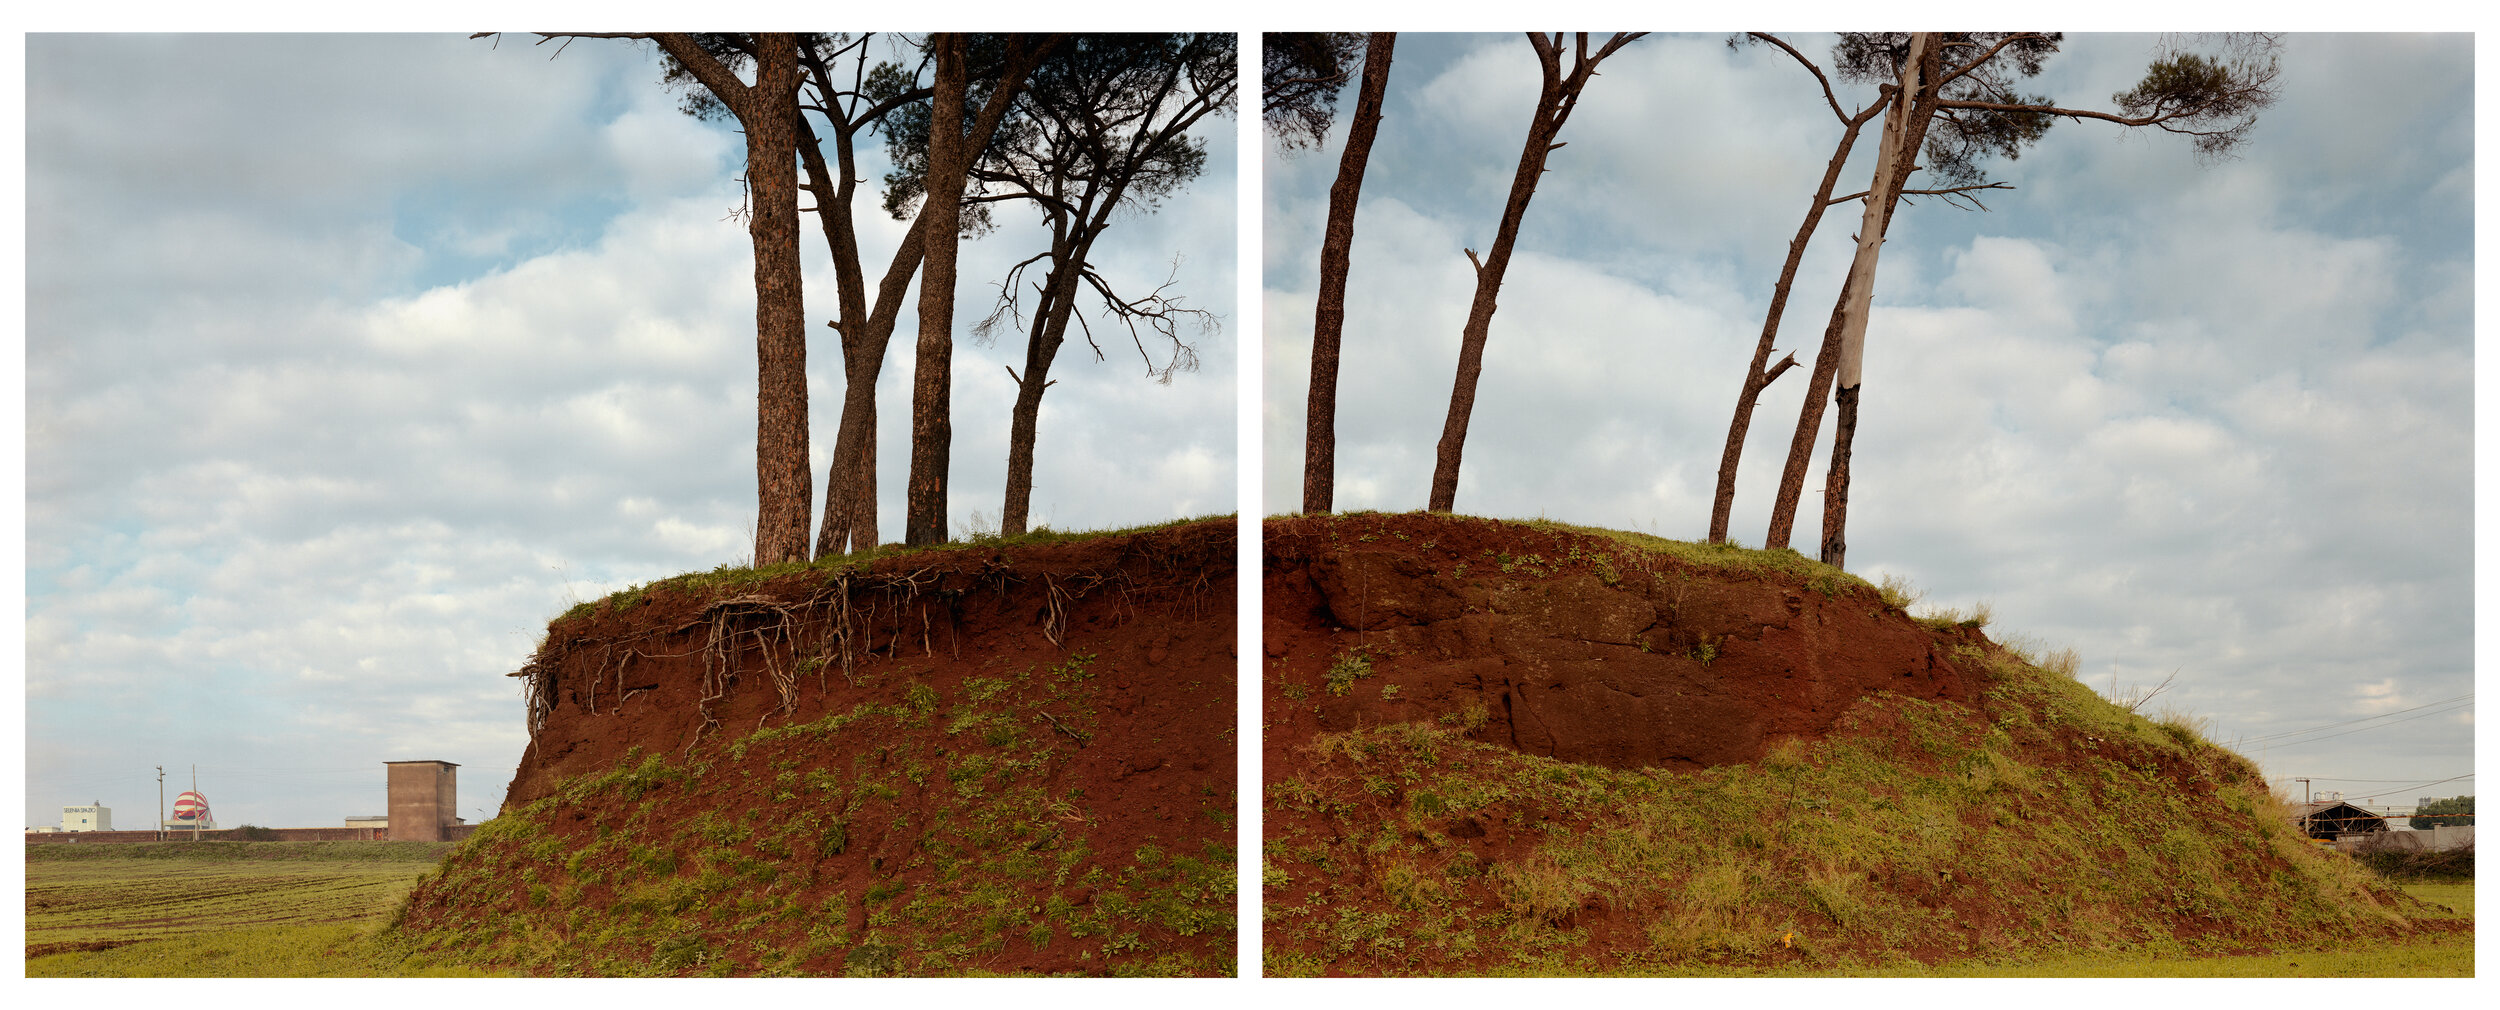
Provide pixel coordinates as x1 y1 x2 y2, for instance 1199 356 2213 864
1263 512 1984 769
400 518 1235 976
507 520 1234 813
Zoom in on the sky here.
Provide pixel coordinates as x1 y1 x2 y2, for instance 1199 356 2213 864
19 33 1238 830
1263 32 2475 803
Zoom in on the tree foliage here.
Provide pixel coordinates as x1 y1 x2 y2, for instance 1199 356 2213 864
2411 795 2475 831
1263 32 1367 150
1831 32 2059 187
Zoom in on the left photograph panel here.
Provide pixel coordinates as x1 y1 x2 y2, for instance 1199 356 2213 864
24 32 1240 977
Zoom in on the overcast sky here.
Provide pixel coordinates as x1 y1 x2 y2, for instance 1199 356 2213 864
20 33 1236 830
1264 32 2474 801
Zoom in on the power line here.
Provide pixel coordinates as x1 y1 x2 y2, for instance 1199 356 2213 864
2251 700 2476 749
2294 775 2476 784
2328 773 2477 803
2239 692 2473 746
2240 692 2472 743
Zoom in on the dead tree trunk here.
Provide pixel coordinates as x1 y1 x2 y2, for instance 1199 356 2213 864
1819 33 1941 567
1765 32 1935 554
1303 31 1394 516
1428 32 1640 513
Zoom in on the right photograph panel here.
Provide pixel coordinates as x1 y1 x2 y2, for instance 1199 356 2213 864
1259 32 2474 977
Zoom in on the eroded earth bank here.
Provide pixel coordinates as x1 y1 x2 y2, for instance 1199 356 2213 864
395 518 1236 976
1262 512 2457 976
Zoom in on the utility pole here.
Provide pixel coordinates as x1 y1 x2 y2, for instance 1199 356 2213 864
155 766 165 843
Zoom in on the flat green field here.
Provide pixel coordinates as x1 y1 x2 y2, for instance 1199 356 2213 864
24 842 2469 978
24 840 501 977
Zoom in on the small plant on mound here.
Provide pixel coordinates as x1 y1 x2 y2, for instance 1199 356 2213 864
1324 649 1373 696
230 824 283 842
1913 599 1993 630
1875 573 1923 610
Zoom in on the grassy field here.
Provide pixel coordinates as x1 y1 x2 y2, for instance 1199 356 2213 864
23 840 502 977
1862 882 2470 977
23 841 2466 976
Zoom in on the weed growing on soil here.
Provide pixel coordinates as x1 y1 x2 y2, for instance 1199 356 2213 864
1325 649 1374 696
1518 518 1872 596
1914 599 1994 630
1875 573 1923 610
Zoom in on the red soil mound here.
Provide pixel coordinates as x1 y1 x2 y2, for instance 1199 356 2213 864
1263 512 1984 770
401 518 1236 976
508 520 1235 814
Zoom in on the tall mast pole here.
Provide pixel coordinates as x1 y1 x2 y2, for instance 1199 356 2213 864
156 766 165 843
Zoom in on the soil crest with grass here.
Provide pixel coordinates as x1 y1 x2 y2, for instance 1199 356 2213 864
393 518 1237 977
1262 512 2459 976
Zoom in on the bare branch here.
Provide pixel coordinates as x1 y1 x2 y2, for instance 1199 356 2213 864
1826 180 2013 209
1761 350 1800 387
1071 255 1216 384
972 250 1055 348
1744 32 1852 124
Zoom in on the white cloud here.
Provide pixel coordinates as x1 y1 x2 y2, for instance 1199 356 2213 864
1266 32 2472 788
24 33 1235 829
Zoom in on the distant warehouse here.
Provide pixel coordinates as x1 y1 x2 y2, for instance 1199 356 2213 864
2292 798 2386 841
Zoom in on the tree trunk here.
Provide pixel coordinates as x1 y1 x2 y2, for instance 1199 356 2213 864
1430 34 1599 513
1762 280 1854 551
1820 34 1940 566
655 33 811 566
1303 31 1394 516
1000 237 1086 538
1820 382 1858 568
795 111 871 557
1707 104 1881 544
902 34 1055 547
905 35 971 547
817 217 926 556
1765 33 1932 553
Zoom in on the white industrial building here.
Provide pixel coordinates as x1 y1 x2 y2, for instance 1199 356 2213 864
62 802 112 832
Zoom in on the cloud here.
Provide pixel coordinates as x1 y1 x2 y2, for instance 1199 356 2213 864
1265 32 2472 787
24 33 1236 829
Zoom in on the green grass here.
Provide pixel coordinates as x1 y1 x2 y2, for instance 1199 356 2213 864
27 924 505 978
24 840 499 977
1266 630 2443 976
1879 932 2472 977
1512 518 1872 596
2396 880 2473 918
